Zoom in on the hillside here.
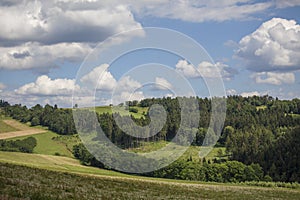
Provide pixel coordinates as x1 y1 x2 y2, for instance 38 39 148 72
1 152 299 200
0 96 299 199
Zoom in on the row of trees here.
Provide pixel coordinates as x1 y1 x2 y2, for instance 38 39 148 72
2 103 76 135
72 142 268 183
151 160 267 183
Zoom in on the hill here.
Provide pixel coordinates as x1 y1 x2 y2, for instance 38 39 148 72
0 152 299 200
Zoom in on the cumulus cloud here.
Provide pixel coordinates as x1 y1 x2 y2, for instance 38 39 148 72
80 64 117 91
80 65 144 104
0 1 142 46
236 18 300 72
112 76 144 104
15 75 79 96
115 76 142 92
175 60 198 78
0 83 6 93
153 77 173 90
251 72 295 85
240 91 261 97
226 89 237 96
0 0 143 71
175 59 236 80
0 42 91 71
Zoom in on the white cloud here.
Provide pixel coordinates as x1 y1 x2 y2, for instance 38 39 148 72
274 0 300 8
0 0 143 71
116 76 142 92
0 83 6 93
112 76 144 104
81 66 145 104
175 59 235 80
154 77 173 90
130 0 272 22
226 89 237 96
175 60 198 78
0 1 142 45
15 75 79 96
236 18 300 72
240 91 261 97
80 64 117 91
198 61 233 80
0 42 91 71
251 72 295 85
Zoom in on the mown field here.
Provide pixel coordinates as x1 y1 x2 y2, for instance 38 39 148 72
1 159 299 200
0 115 19 133
0 116 80 157
0 120 18 133
7 131 80 157
128 140 227 162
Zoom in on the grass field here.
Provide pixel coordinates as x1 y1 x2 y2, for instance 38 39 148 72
0 151 127 177
94 106 148 119
0 152 299 200
7 131 80 157
0 119 47 139
129 140 227 162
0 120 18 133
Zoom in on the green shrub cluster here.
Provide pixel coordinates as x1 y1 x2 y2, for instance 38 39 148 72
0 137 37 153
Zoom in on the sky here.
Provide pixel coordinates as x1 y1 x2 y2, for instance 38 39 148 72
0 0 300 108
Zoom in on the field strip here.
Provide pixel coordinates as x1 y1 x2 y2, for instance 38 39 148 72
0 151 299 194
0 120 47 139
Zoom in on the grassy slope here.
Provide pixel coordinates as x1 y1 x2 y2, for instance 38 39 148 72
0 120 18 133
0 115 19 133
129 140 227 162
0 152 299 200
7 131 79 158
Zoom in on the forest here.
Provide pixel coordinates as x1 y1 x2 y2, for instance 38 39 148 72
0 95 299 183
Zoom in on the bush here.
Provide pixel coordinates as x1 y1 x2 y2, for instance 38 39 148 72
129 108 138 113
0 137 37 153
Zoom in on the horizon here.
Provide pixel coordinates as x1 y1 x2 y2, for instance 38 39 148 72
1 94 299 109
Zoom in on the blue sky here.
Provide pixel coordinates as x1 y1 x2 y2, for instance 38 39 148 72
0 0 300 107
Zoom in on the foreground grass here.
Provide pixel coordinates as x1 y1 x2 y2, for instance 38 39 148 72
0 151 127 177
0 161 299 200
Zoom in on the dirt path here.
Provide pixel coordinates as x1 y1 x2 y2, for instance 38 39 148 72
0 120 47 139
